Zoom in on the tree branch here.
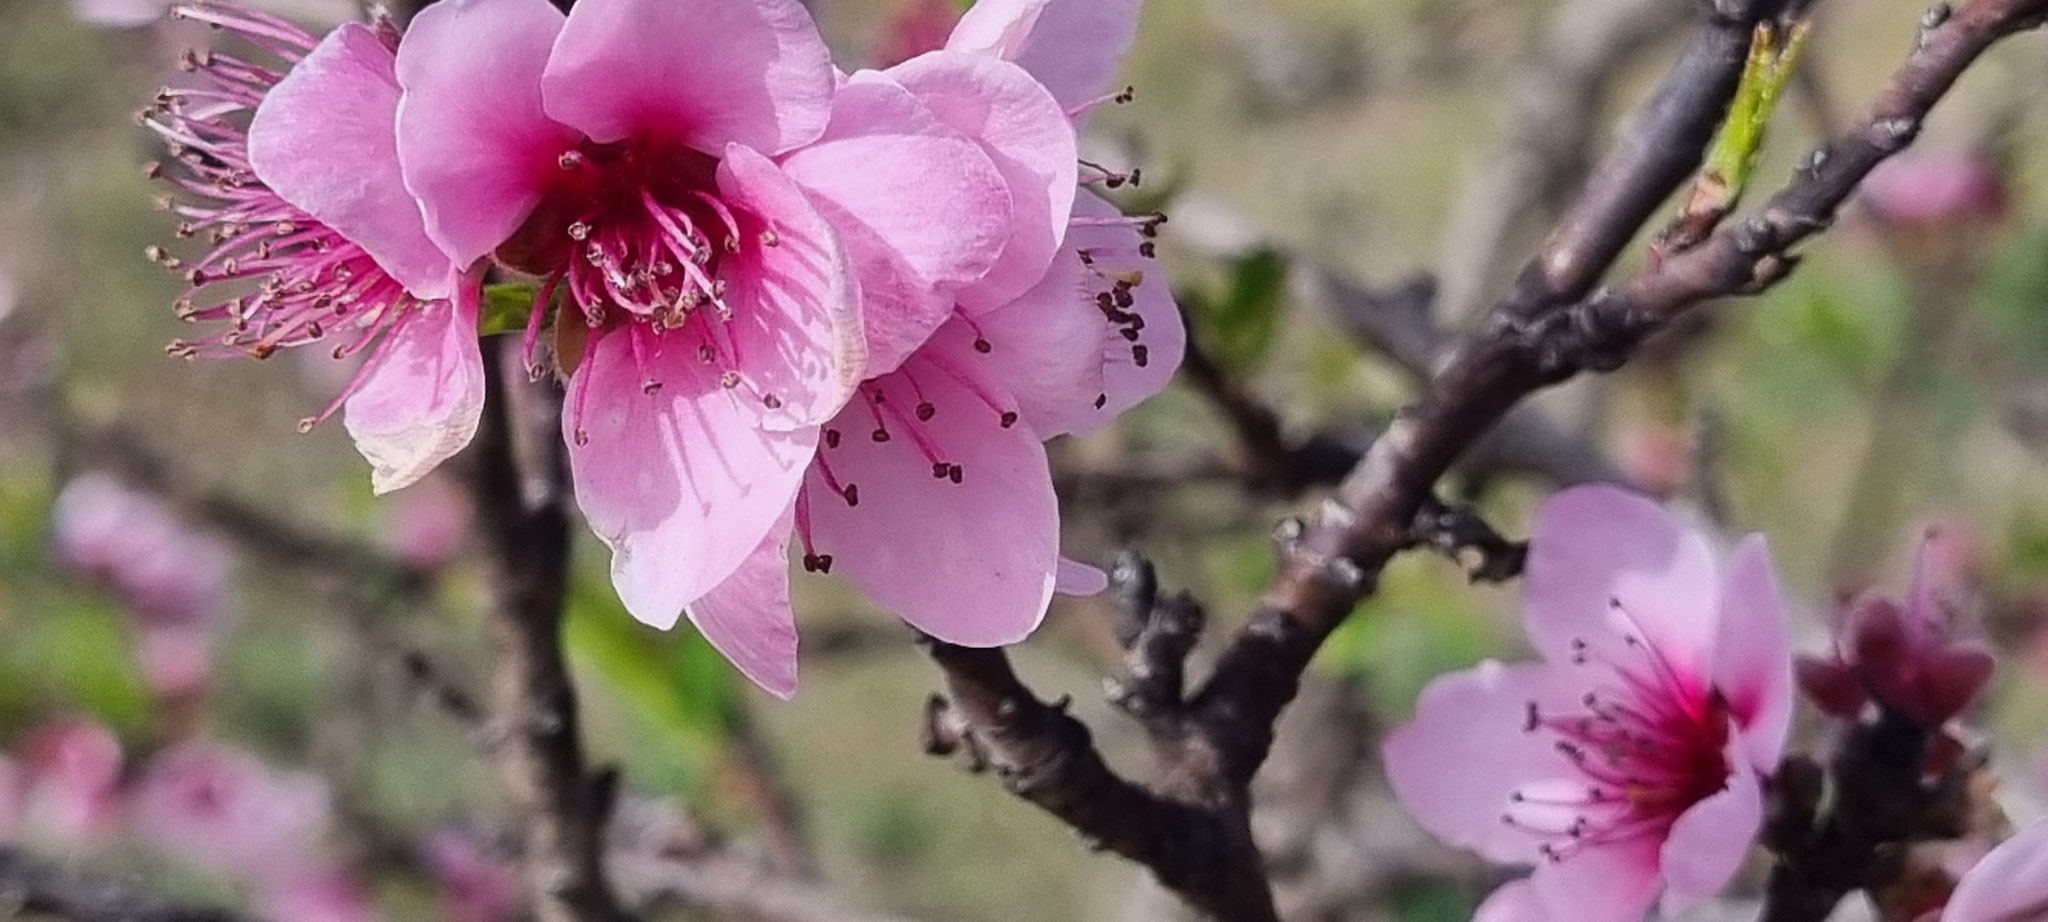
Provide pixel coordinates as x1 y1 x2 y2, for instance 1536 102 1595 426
467 341 628 922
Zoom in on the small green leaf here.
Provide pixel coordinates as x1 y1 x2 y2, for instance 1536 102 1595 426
1191 247 1288 373
478 282 541 338
1706 20 1810 208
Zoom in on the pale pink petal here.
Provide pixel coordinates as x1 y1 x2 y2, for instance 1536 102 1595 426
565 329 819 630
396 0 577 269
1524 485 1719 679
775 76 1010 374
1659 753 1764 916
1474 880 1549 922
924 304 1101 438
1056 558 1108 596
1066 192 1183 435
1944 820 2048 922
949 0 1142 118
686 510 801 698
342 287 486 496
803 357 1058 646
888 51 1078 311
1713 534 1795 770
542 0 834 155
1526 836 1663 922
249 23 453 298
715 145 866 428
1382 660 1582 866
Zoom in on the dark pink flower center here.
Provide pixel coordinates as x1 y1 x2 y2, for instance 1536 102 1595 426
1510 599 1733 863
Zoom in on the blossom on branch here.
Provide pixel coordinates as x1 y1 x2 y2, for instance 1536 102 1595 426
1384 485 1794 922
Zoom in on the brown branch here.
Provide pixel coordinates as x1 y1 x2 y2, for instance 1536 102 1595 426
924 0 2048 917
0 847 254 922
467 340 629 922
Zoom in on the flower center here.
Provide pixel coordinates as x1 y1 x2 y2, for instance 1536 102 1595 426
1508 599 1733 863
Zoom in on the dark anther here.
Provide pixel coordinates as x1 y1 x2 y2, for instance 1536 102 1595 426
872 428 890 443
932 462 952 480
947 464 964 484
842 484 860 507
973 337 993 354
824 428 841 449
999 411 1019 428
916 402 936 421
802 554 834 574
1132 345 1150 367
1094 393 1108 409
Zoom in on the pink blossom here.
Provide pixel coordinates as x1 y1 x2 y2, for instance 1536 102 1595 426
1941 821 2048 922
1383 485 1794 922
148 3 483 495
381 474 472 570
53 473 233 628
1796 526 1995 727
424 830 522 922
257 868 384 922
12 720 125 853
129 742 335 885
682 0 1181 695
391 0 1052 649
1861 151 2007 227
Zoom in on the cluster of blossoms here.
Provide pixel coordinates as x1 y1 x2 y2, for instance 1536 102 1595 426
1383 486 2048 922
0 719 518 922
144 0 1178 696
53 472 236 702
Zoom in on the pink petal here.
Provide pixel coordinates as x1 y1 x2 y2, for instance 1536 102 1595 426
565 328 821 630
342 288 486 496
1713 534 1795 770
1474 880 1549 922
396 0 577 269
1382 660 1581 865
1055 558 1108 596
249 23 453 299
775 75 1010 374
925 303 1102 439
888 50 1078 312
715 144 866 428
948 0 1142 119
1524 485 1719 680
687 510 801 698
803 357 1058 646
541 0 834 155
1526 836 1663 922
1944 820 2048 922
1658 752 1764 916
1067 192 1183 435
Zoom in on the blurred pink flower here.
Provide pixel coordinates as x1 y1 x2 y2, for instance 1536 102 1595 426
257 868 384 922
1796 526 1995 727
424 830 522 922
12 720 125 853
381 474 472 571
129 743 334 885
872 0 960 68
1860 151 2007 227
1384 485 1794 922
1939 820 2048 921
148 3 482 495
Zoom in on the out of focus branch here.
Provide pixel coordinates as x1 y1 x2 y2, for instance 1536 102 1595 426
925 0 2048 916
0 847 252 922
467 341 628 922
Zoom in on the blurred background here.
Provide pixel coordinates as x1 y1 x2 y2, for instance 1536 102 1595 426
2 0 2047 919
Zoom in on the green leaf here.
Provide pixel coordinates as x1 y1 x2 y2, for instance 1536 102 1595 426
1191 247 1287 373
1704 20 1810 208
478 282 541 338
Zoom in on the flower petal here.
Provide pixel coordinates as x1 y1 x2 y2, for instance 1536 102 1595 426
1382 660 1581 866
1944 820 2048 922
949 0 1142 119
715 144 866 429
1474 880 1549 922
395 0 576 269
542 0 834 155
924 301 1101 439
342 288 486 495
802 355 1058 646
687 510 800 698
1068 192 1182 435
775 75 1010 374
1526 835 1662 922
1525 485 1720 680
888 50 1078 312
1713 534 1795 770
249 23 453 298
565 327 820 629
1056 558 1108 596
1659 753 1763 916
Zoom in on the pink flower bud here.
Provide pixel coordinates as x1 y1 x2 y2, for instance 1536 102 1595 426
1803 528 1996 727
1860 152 2007 227
129 743 334 886
14 719 124 853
